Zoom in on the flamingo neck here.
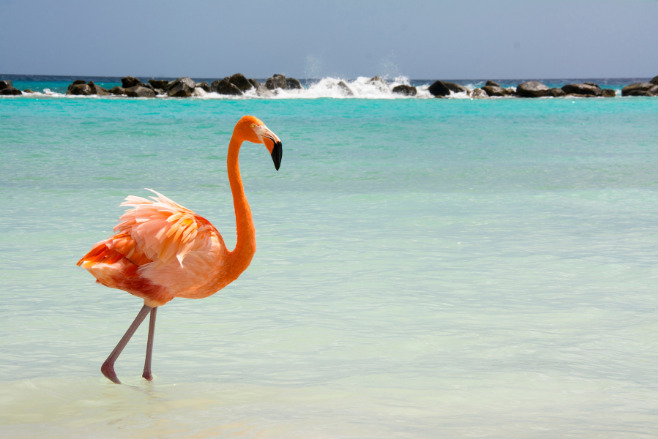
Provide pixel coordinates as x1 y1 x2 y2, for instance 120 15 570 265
226 133 256 275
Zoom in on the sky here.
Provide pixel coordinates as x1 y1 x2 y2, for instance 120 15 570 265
1 0 657 80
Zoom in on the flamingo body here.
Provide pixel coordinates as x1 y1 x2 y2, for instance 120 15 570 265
77 115 282 383
79 190 234 307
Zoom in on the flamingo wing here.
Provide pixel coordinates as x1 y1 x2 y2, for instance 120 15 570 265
115 189 222 266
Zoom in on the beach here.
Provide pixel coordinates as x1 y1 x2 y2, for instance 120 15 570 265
2 79 658 438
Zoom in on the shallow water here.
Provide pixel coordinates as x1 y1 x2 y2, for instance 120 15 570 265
1 93 658 438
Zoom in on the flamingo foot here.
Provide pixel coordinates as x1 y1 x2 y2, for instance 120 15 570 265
142 370 153 381
101 360 121 384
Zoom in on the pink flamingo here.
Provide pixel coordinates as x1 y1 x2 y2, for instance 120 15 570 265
77 115 282 384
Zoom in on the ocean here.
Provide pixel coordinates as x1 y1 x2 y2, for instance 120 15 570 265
1 76 658 438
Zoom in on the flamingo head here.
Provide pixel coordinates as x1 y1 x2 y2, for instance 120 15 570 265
236 115 283 170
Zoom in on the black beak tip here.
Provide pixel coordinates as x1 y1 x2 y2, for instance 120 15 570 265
271 141 283 171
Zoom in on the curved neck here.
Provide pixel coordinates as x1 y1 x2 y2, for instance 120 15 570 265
227 133 256 273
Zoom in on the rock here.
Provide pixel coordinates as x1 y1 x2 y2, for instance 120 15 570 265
561 83 602 97
367 76 388 92
109 86 126 95
121 76 142 88
445 81 469 95
149 79 169 89
23 89 35 94
428 80 451 97
622 82 658 96
88 81 109 96
67 81 92 95
470 88 487 99
336 80 354 96
264 74 303 90
516 81 552 98
249 79 260 89
485 80 501 87
392 84 417 96
602 89 616 97
125 85 156 98
0 80 22 95
196 81 211 93
228 73 253 91
651 76 658 86
428 80 468 96
482 84 510 97
549 88 566 97
266 74 286 90
213 78 243 95
266 74 287 90
285 77 303 90
253 82 274 97
0 87 22 95
166 77 196 97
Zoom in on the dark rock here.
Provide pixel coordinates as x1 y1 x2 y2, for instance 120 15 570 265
650 76 658 86
213 78 243 95
621 82 658 96
285 77 303 90
67 82 92 95
121 76 142 88
392 84 417 96
249 78 260 89
485 80 501 87
428 80 451 97
72 79 86 85
561 83 602 97
0 79 21 95
264 74 303 90
549 88 567 97
470 88 487 99
149 79 169 89
166 77 196 97
229 73 254 91
109 86 126 95
266 74 287 90
125 85 156 98
516 81 552 98
428 80 468 96
482 84 510 97
602 89 616 98
0 87 22 95
88 81 109 96
444 81 469 95
23 89 35 94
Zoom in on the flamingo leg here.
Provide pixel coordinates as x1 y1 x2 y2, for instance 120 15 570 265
142 307 157 381
101 304 152 384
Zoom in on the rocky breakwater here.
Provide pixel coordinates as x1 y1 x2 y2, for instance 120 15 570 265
429 79 618 98
60 73 307 98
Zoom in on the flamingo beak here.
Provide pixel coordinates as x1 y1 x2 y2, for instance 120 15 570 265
258 124 282 171
270 140 282 171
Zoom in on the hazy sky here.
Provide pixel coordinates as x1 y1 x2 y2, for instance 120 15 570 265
1 0 657 79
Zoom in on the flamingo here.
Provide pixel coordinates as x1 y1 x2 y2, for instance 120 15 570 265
77 115 283 384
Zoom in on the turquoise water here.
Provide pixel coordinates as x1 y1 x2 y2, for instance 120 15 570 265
2 90 658 438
